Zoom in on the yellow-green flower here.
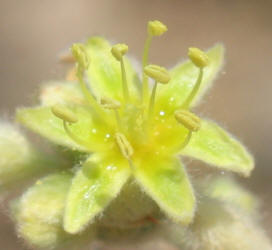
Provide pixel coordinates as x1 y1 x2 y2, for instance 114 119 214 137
16 20 253 236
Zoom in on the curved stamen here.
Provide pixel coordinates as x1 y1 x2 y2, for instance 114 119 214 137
63 120 91 149
51 104 92 150
174 109 201 150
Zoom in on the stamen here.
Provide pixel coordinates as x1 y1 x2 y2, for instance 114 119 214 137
100 97 122 129
111 44 130 102
51 104 78 123
71 43 101 109
174 109 201 132
182 47 209 109
144 64 170 117
115 133 133 160
141 20 168 102
51 105 91 149
174 109 201 150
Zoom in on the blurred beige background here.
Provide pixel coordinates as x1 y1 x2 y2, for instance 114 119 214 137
0 0 272 249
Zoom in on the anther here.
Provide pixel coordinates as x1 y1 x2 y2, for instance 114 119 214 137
70 43 104 113
51 105 78 123
111 43 130 102
111 44 128 61
174 109 201 132
144 64 171 84
144 64 170 117
142 20 168 103
100 97 121 110
115 133 133 159
71 43 90 70
182 48 209 109
188 47 209 68
148 20 168 37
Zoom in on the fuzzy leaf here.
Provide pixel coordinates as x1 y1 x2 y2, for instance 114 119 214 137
134 156 195 224
16 106 114 152
156 44 224 112
182 119 254 176
85 37 140 102
64 154 130 234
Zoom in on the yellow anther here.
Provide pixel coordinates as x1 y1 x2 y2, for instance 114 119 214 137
188 47 209 68
148 20 168 36
144 64 171 84
71 43 90 70
100 97 121 110
175 109 201 132
111 43 128 61
115 133 133 159
51 105 78 123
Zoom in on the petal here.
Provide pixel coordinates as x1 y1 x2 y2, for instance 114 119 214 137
85 37 140 102
182 119 254 177
16 105 114 152
39 80 86 106
134 155 195 224
156 44 224 112
64 153 130 234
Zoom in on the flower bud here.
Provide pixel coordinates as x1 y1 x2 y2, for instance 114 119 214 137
100 97 121 110
188 47 209 68
148 20 168 36
11 172 83 249
0 123 36 187
111 43 128 61
144 64 170 84
71 43 90 69
51 105 78 123
174 109 201 132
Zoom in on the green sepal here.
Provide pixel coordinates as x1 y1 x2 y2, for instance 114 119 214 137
134 156 195 224
16 106 113 152
85 37 140 102
182 119 254 177
156 44 224 112
64 154 130 234
11 172 73 249
39 81 86 106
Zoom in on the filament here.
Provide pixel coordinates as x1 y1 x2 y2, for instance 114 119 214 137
182 68 203 109
141 34 152 102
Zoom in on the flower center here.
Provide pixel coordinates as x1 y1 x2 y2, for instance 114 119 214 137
51 20 209 164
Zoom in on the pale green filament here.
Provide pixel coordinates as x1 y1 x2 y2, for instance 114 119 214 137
76 69 99 108
63 121 91 150
182 68 203 109
141 34 152 102
180 130 192 150
148 81 158 118
120 58 130 102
